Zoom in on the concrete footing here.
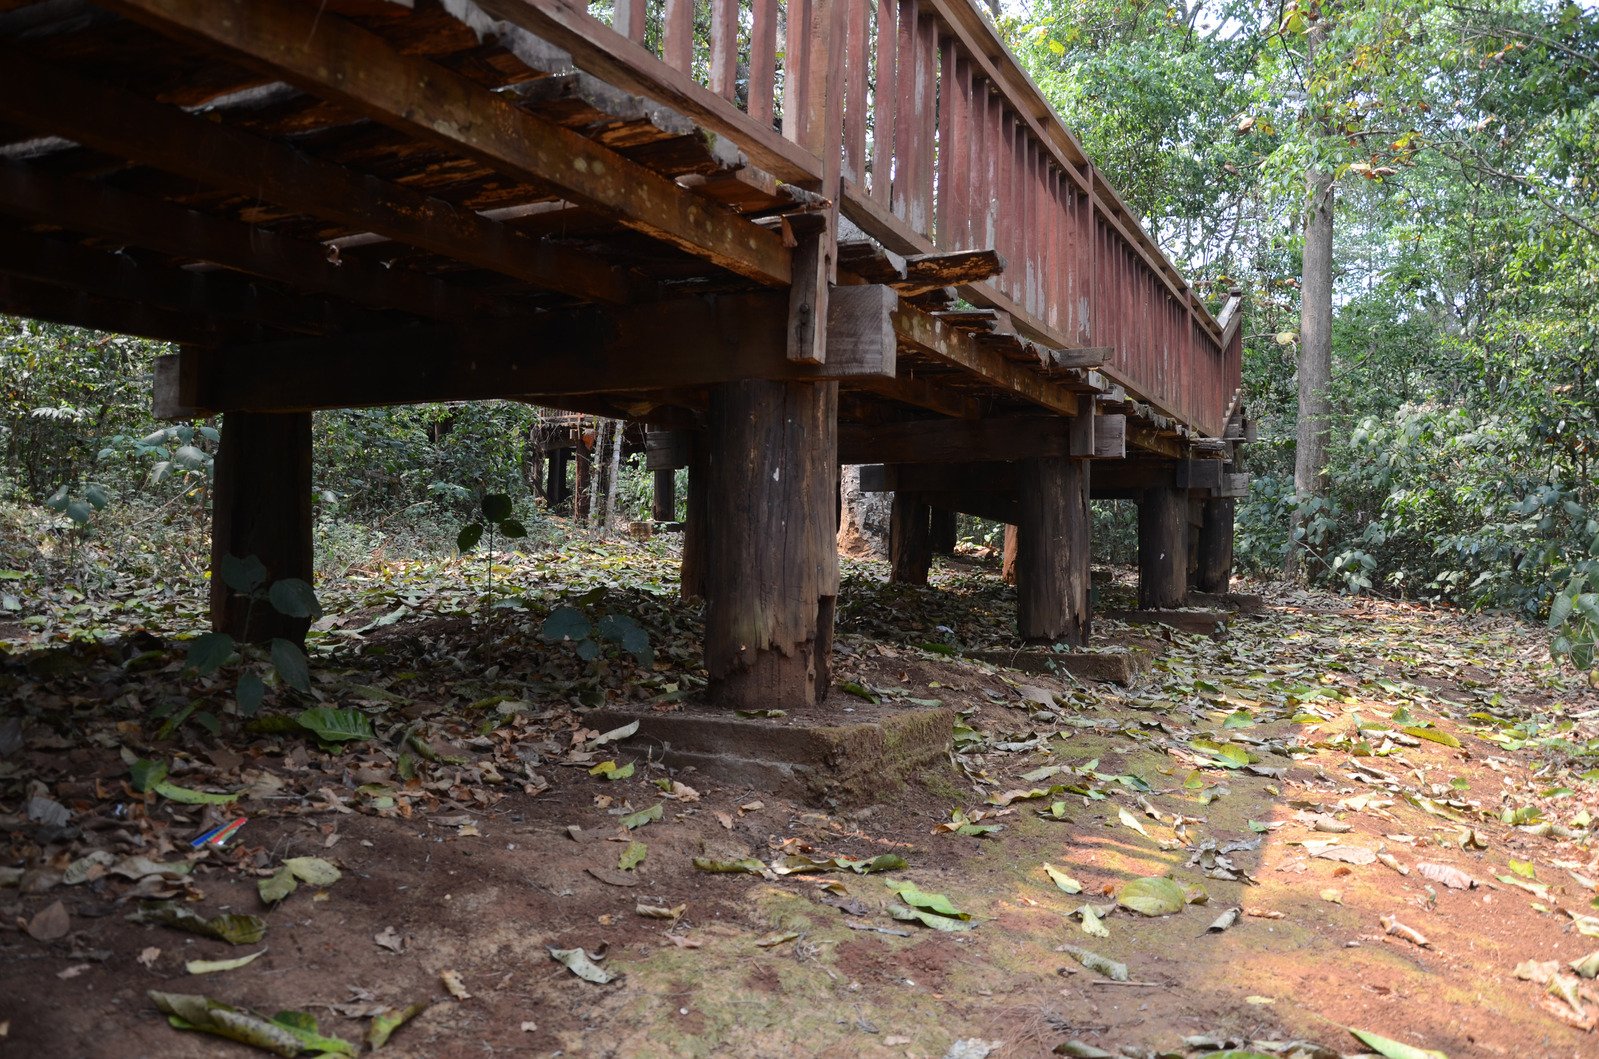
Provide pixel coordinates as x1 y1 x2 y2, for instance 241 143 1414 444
584 703 955 807
1100 608 1231 636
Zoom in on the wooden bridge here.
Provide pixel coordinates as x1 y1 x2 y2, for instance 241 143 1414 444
0 0 1247 708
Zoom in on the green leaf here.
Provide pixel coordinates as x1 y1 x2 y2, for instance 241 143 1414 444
884 880 969 919
236 671 265 717
130 758 168 793
295 707 373 743
621 803 663 830
499 517 528 539
456 522 484 552
366 1002 427 1050
267 578 320 620
1189 738 1251 768
1400 726 1461 748
542 604 591 642
186 632 236 677
597 613 653 666
284 856 341 887
268 1009 357 1055
83 482 109 509
259 868 297 905
481 492 512 522
1117 876 1187 916
1222 709 1255 728
691 856 765 874
153 781 239 805
219 554 268 594
64 499 92 524
149 991 301 1057
619 841 647 871
131 902 266 944
1044 864 1082 894
1348 1028 1448 1059
888 904 975 931
185 949 266 975
270 639 311 694
1057 944 1127 981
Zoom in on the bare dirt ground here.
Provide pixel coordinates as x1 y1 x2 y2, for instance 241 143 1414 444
3 537 1598 1059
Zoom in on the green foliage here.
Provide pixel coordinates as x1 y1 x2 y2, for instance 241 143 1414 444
184 556 323 718
540 596 654 669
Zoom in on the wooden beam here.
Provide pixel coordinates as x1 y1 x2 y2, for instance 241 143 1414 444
919 490 1019 526
0 274 218 346
1093 414 1127 459
891 303 1084 417
0 162 495 323
859 463 1019 494
104 0 792 286
0 47 638 306
1175 459 1224 490
839 415 1072 465
0 226 385 338
157 288 898 417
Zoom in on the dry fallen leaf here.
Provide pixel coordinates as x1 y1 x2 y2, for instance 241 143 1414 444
1381 913 1430 947
441 969 471 999
374 926 404 953
137 946 161 968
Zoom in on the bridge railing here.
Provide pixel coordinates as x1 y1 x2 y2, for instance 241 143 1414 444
545 0 1238 437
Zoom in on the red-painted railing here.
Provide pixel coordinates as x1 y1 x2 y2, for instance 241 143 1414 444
535 0 1238 437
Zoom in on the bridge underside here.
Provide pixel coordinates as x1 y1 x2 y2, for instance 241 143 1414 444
0 0 1249 708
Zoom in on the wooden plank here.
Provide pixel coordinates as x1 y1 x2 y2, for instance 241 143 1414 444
0 162 493 323
858 463 1018 493
787 216 832 365
710 0 740 99
459 0 820 184
842 0 870 184
160 289 899 417
105 0 793 286
1068 393 1095 458
890 303 1082 417
0 46 640 305
613 0 646 43
897 248 1006 295
870 0 897 205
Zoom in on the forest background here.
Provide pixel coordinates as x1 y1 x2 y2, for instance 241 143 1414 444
1 0 1595 669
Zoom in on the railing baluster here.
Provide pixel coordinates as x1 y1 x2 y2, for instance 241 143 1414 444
870 0 897 206
710 0 739 100
842 0 869 183
613 0 646 44
663 0 694 72
749 0 778 126
784 0 812 143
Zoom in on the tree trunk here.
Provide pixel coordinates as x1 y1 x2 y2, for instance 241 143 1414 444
680 434 708 601
573 421 593 521
836 464 891 558
604 418 623 532
1287 39 1335 581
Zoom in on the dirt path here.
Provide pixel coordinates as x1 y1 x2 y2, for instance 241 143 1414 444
3 547 1597 1058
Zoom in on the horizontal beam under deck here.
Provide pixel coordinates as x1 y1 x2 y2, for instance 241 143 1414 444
155 287 900 418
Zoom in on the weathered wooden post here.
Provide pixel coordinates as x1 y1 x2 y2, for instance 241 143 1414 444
652 470 676 524
889 491 931 585
1001 524 1018 585
680 433 708 602
210 411 314 644
703 380 839 708
1015 456 1091 643
929 509 957 554
1195 496 1235 593
1138 483 1189 608
545 447 569 509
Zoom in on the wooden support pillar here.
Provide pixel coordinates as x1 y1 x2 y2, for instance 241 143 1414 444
1138 484 1189 609
210 411 313 644
1195 496 1236 594
652 469 676 523
890 491 932 585
573 430 593 520
680 434 708 601
1015 456 1091 644
704 380 839 708
929 508 957 554
545 447 569 509
1001 524 1018 585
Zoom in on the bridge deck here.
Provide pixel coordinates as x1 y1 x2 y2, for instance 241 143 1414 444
0 0 1248 707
